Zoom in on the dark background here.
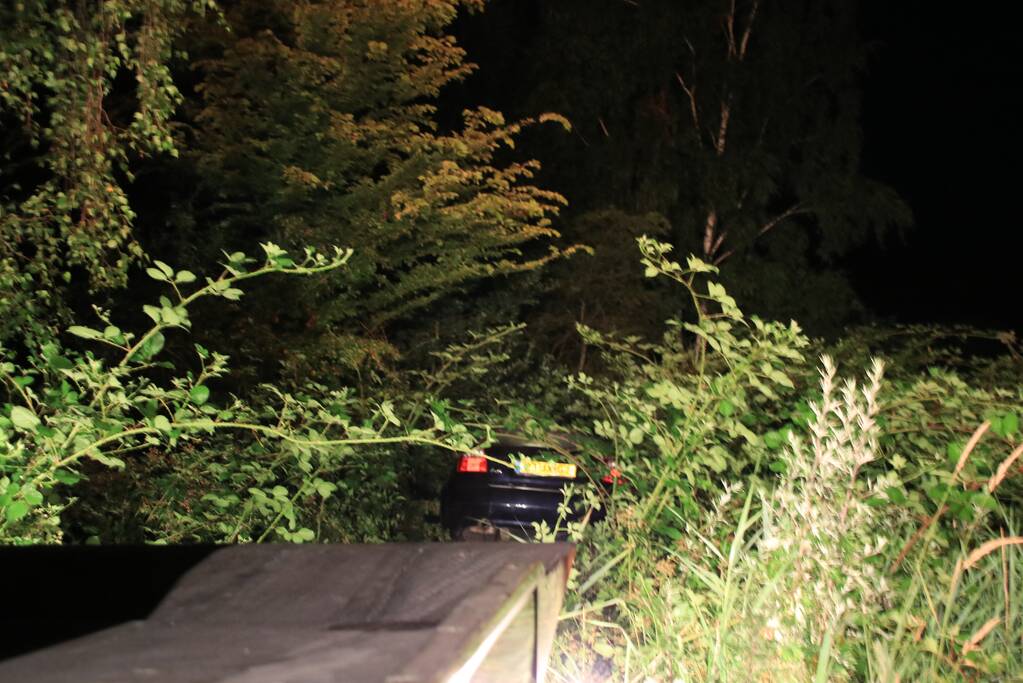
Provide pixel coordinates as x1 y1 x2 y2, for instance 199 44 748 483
448 0 1022 334
0 547 215 660
855 1 1023 333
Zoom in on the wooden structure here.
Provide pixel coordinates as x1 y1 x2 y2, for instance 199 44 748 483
0 543 575 682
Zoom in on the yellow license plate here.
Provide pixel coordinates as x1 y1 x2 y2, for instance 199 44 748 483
518 458 576 478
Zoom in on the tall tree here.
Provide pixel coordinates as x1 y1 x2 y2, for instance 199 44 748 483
457 0 910 334
182 0 578 379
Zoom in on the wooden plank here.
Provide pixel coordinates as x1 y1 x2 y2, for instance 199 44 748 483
0 543 574 683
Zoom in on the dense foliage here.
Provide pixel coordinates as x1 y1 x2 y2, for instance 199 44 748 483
2 1 1021 681
179 0 581 376
537 241 1023 681
0 0 218 341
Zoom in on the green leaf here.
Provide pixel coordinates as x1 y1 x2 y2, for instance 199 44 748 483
139 399 158 420
129 332 165 362
770 370 795 389
5 501 29 523
295 527 315 542
927 483 949 503
221 288 243 301
971 491 999 511
142 305 162 324
67 325 102 340
717 399 735 417
763 431 783 450
946 441 964 466
145 332 166 358
379 401 401 427
22 487 43 506
954 504 974 523
627 427 645 445
885 487 907 505
791 402 813 426
656 525 683 541
161 307 181 326
145 267 168 281
54 469 81 485
154 260 174 278
10 406 40 431
153 415 171 432
314 480 337 499
189 385 210 406
48 355 73 371
261 243 285 259
87 451 126 469
1002 412 1019 437
174 270 196 284
705 447 728 473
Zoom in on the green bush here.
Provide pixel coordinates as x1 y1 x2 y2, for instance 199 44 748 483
532 239 1023 682
0 244 480 544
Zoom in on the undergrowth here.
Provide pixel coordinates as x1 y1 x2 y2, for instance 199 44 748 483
2 236 1020 681
539 239 1023 682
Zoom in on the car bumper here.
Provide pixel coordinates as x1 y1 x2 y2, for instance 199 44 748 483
441 482 604 535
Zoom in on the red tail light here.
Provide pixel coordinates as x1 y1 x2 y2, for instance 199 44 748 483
457 454 488 473
602 467 623 485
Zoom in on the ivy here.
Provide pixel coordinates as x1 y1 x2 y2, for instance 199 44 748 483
0 2 223 332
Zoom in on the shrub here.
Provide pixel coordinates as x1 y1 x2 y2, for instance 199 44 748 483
543 239 1023 682
0 244 479 543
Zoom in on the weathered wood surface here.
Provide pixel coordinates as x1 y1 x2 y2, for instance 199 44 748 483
0 543 574 683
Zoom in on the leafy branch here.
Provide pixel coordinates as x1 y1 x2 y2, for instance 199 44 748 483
0 243 479 542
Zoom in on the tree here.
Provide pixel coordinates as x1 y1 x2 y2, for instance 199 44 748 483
456 0 910 333
0 0 218 342
179 0 579 379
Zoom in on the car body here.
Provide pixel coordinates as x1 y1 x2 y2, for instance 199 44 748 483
439 433 610 540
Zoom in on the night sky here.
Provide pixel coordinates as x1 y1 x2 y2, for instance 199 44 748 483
852 2 1021 333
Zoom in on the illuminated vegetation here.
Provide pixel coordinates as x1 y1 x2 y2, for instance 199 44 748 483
2 1 1021 679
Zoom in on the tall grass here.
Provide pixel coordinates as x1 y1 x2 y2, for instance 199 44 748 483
552 357 1023 682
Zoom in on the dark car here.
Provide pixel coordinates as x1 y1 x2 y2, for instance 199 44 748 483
440 433 616 540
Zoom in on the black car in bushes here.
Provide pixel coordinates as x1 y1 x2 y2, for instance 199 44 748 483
439 433 618 540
